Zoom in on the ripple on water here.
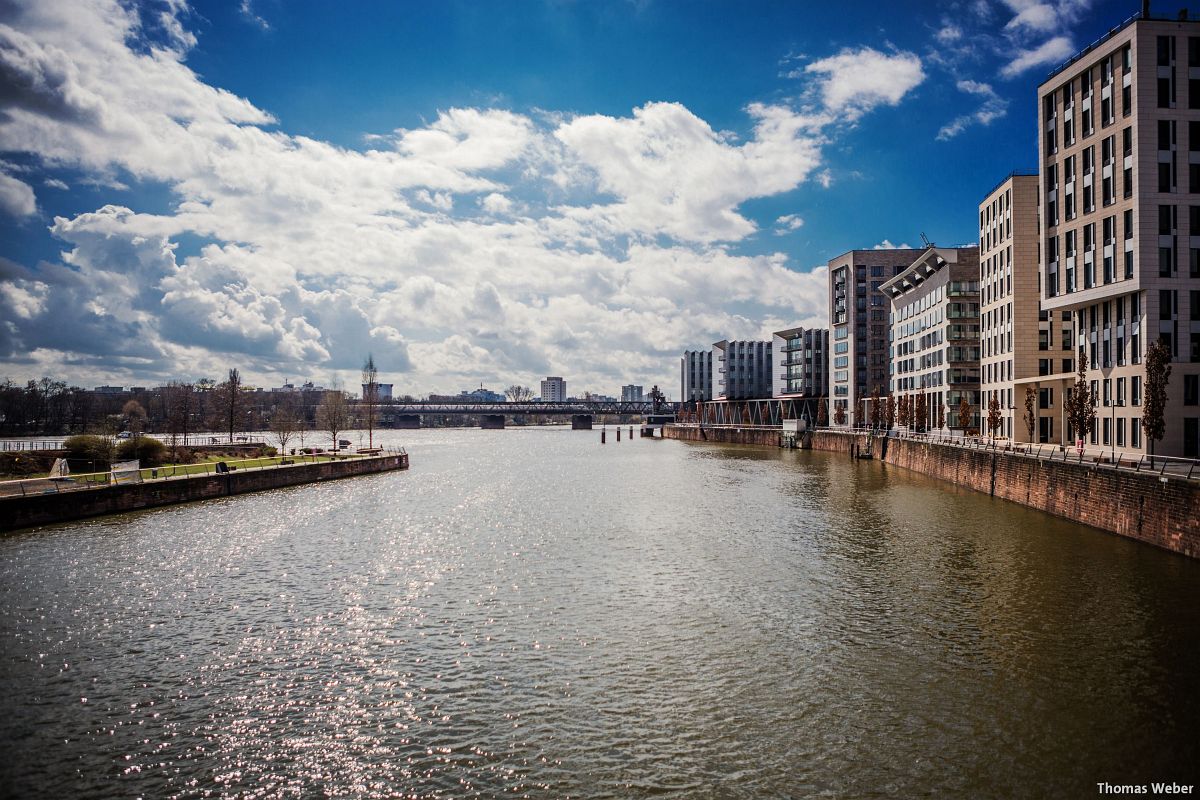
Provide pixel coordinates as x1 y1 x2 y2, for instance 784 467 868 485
1 428 1198 798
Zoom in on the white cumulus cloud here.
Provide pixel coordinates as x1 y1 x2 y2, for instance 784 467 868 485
803 46 926 121
0 0 914 394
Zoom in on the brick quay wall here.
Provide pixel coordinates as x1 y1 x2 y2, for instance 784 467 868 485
0 453 409 533
664 426 1200 559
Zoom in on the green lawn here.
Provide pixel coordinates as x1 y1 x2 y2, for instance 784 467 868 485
137 454 341 479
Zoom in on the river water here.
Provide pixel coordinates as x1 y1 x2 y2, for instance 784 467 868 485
1 427 1198 798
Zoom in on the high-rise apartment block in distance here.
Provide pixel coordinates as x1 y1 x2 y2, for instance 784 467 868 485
978 173 1043 441
1038 8 1200 456
882 247 982 430
540 376 566 402
828 248 924 426
621 384 644 402
713 339 773 400
771 326 828 403
680 350 713 403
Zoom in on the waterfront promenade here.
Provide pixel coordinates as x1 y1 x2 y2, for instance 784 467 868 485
0 449 408 532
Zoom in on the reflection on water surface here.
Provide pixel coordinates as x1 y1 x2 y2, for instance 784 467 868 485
1 428 1197 798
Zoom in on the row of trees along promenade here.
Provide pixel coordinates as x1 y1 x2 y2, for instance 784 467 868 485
824 342 1173 459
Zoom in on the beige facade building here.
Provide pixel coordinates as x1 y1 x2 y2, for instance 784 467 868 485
827 248 924 426
979 173 1048 441
1038 11 1200 457
882 246 981 431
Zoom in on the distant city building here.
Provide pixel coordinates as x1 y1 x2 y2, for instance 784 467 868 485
460 387 504 403
621 384 644 402
1037 11 1200 456
882 246 981 430
978 173 1045 442
772 326 828 400
93 385 125 394
713 339 772 400
540 376 567 402
362 383 394 401
828 247 925 425
680 350 712 403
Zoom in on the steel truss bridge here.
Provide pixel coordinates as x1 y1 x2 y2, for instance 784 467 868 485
675 398 823 427
375 400 675 417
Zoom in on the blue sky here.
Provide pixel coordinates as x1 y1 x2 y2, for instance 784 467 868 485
0 0 1171 395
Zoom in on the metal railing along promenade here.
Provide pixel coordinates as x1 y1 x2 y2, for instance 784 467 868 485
668 422 1200 481
853 427 1200 481
0 448 407 499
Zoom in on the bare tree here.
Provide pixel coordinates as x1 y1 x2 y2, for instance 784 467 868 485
987 391 1003 439
885 395 896 430
870 385 882 430
316 389 351 452
817 399 828 427
915 391 928 433
1066 347 1097 448
897 394 908 429
211 368 244 443
361 353 379 449
270 393 303 455
833 403 846 426
1023 385 1037 443
505 385 534 403
936 402 946 431
1143 337 1172 458
164 382 195 461
122 399 147 438
958 394 972 434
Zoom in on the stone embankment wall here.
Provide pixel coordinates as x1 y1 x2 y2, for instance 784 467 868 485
664 426 1200 559
0 453 408 533
659 426 783 447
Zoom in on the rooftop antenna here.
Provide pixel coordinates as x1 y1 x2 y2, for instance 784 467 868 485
920 232 933 248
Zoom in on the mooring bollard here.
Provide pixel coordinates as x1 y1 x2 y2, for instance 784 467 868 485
617 428 621 441
629 426 633 438
601 429 606 444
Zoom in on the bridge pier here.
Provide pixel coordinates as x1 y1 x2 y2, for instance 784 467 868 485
480 414 505 430
571 414 593 430
395 415 421 429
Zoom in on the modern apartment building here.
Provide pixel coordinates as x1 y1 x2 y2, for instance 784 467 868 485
828 247 925 426
680 350 712 403
882 246 982 431
771 326 828 402
978 173 1044 441
713 339 773 400
621 384 644 402
540 376 566 402
1038 9 1200 456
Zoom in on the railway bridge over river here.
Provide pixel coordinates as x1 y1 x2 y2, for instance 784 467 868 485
374 400 678 429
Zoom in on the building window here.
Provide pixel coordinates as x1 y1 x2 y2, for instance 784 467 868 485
1186 375 1200 406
